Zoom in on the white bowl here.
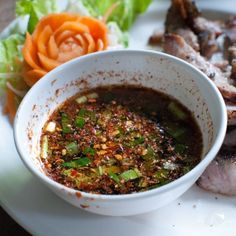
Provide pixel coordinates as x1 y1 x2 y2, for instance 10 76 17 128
14 50 227 216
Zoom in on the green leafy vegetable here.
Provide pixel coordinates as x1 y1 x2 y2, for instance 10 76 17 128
62 157 91 168
120 168 142 181
65 142 79 155
82 0 152 31
0 34 25 89
16 0 57 33
107 21 129 47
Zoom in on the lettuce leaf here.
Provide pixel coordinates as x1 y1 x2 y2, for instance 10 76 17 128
0 34 25 89
107 22 129 48
16 0 152 33
82 0 152 31
16 0 57 33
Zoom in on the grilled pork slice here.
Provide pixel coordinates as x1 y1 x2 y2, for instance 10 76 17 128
224 16 236 82
165 0 223 58
163 33 236 103
228 108 236 126
165 0 200 51
197 127 236 196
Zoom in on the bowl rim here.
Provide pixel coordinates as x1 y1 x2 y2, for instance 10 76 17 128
13 49 227 200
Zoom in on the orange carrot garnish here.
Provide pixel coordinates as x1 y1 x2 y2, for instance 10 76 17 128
22 13 108 86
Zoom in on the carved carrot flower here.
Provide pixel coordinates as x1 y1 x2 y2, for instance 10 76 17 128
22 13 108 86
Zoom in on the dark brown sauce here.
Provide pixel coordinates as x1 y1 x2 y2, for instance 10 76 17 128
40 85 203 194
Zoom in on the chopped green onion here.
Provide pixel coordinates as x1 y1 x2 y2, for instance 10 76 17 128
151 180 171 189
175 143 186 154
75 116 85 128
166 123 186 141
61 113 72 134
87 93 98 99
66 142 79 155
104 165 120 173
78 108 87 117
143 146 155 159
76 96 87 104
108 171 120 183
118 127 124 135
128 136 145 147
98 166 103 175
119 169 142 181
62 157 91 168
168 102 187 120
168 128 185 139
83 147 96 156
95 130 102 136
41 135 48 159
89 111 97 122
183 166 191 174
134 136 145 145
77 109 96 123
155 169 169 180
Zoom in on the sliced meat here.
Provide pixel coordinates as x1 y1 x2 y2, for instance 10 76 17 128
213 60 229 71
225 16 236 44
223 16 236 82
165 0 199 33
165 0 200 51
148 30 163 45
163 34 236 102
197 127 236 196
193 17 223 58
231 59 236 81
197 151 236 196
175 28 199 51
198 30 219 59
163 0 236 196
228 109 236 125
165 0 223 58
223 127 236 149
193 17 222 36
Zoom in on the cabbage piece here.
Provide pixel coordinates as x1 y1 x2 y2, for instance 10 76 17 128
16 0 58 33
82 0 152 31
107 21 129 48
0 34 25 89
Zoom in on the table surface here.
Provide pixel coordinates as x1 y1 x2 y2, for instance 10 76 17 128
0 0 30 235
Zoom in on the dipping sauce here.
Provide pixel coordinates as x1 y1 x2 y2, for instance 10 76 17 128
40 86 203 194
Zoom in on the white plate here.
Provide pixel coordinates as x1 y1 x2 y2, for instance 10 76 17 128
1 0 236 235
